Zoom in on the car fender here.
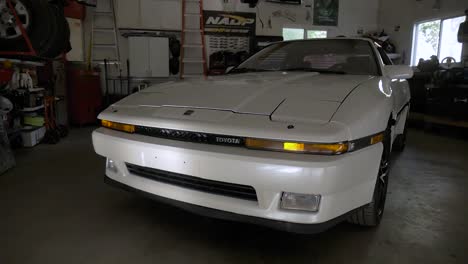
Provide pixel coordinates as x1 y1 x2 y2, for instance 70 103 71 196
331 77 395 142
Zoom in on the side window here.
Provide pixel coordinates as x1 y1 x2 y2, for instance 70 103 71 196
377 47 393 65
411 16 465 66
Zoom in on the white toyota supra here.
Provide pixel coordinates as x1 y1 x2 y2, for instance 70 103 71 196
92 38 413 233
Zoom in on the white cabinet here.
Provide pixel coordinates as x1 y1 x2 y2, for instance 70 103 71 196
148 38 170 77
116 0 181 30
129 37 149 77
129 37 169 77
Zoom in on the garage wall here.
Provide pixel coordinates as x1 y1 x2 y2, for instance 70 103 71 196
204 0 380 37
114 0 379 37
92 0 379 79
378 0 467 64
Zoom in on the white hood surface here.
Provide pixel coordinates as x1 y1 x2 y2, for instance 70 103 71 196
114 72 373 124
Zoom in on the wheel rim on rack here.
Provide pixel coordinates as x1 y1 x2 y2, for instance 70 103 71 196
0 0 30 39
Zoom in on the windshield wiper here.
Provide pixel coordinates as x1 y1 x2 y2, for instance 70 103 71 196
281 68 347 74
228 68 274 74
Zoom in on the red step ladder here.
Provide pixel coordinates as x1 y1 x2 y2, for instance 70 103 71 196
180 0 208 79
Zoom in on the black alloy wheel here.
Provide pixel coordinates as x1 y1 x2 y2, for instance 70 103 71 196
347 127 391 227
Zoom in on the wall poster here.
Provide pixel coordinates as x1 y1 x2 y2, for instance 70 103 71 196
313 0 339 26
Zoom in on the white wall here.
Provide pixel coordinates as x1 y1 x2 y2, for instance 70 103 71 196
114 0 379 37
84 0 379 78
205 0 379 37
82 0 467 68
378 0 467 64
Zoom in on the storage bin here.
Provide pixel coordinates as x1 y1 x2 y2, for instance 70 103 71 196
21 126 46 147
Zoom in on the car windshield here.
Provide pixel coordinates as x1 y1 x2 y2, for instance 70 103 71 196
231 39 380 76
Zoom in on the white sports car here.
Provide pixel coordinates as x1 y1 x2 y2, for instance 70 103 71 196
92 38 413 233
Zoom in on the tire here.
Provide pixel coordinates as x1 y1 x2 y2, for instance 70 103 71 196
169 38 181 58
393 114 408 152
348 127 391 227
42 129 60 144
0 0 50 52
393 129 407 152
58 10 71 55
41 3 68 58
57 125 68 138
31 2 56 56
169 57 180 75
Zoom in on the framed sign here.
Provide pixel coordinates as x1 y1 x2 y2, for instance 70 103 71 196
313 0 339 26
203 11 256 36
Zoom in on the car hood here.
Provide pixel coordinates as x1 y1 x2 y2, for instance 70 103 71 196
114 72 373 124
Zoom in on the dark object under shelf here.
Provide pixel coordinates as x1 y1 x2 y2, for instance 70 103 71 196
426 68 468 120
409 71 432 113
0 120 15 175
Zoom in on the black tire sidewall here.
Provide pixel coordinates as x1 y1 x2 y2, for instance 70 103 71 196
169 57 180 75
170 38 181 58
29 1 56 56
40 4 67 58
373 129 392 223
393 112 409 152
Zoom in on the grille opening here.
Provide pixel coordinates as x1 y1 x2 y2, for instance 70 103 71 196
126 163 258 201
135 126 245 147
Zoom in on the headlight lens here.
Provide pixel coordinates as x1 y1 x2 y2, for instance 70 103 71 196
245 138 349 155
281 192 321 212
101 120 135 133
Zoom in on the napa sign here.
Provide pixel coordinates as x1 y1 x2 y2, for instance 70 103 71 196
203 11 256 36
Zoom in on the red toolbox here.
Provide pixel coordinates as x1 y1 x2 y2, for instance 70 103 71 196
67 67 102 126
64 0 86 20
0 68 14 85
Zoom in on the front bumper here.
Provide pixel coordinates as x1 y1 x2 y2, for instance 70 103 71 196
104 175 361 234
93 128 382 229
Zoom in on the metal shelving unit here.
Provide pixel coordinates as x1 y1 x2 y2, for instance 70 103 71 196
21 105 45 112
0 57 45 67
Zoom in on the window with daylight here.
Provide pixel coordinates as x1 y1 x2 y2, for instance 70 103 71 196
283 28 328 41
283 28 305 41
412 15 466 65
307 30 328 39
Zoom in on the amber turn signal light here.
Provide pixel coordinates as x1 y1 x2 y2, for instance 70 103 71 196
245 138 348 155
101 120 135 133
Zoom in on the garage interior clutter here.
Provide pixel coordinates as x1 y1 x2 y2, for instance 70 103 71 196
1 0 468 263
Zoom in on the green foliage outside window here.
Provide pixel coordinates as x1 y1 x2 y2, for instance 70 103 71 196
419 20 441 51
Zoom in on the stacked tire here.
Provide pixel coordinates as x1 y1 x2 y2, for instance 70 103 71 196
169 37 180 75
0 0 70 58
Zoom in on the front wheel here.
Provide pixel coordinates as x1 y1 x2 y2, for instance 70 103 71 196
393 112 409 152
348 130 391 227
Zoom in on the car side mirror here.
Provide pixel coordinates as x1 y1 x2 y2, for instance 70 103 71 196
384 65 414 80
225 66 235 74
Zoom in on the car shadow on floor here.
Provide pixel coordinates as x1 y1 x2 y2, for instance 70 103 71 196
115 191 382 262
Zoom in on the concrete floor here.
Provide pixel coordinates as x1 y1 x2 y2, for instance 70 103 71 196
1 127 467 264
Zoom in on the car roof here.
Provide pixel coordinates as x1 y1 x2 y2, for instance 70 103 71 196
279 37 374 44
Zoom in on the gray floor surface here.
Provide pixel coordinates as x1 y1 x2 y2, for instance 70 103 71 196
1 127 467 264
